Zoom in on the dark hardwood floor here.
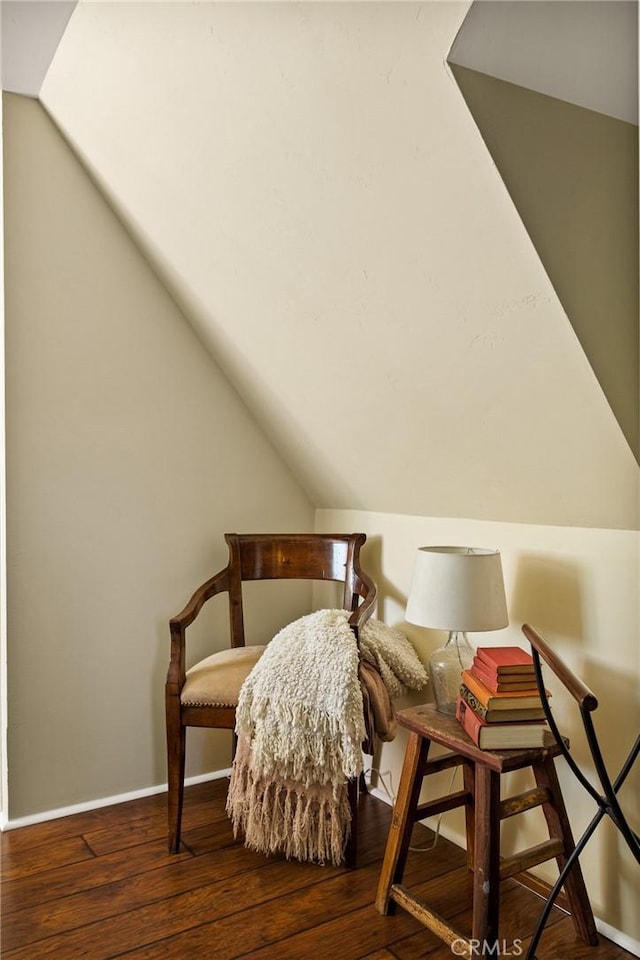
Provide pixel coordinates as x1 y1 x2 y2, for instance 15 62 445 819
0 778 634 959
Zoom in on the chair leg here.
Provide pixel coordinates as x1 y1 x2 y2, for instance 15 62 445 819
166 699 186 854
345 776 359 869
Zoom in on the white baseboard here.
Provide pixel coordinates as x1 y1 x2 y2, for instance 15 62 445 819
594 918 640 958
367 784 393 805
1 768 232 832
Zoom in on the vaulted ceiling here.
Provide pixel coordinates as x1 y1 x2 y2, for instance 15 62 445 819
3 1 638 530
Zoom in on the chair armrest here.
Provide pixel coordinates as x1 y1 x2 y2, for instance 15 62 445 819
166 567 231 692
348 573 377 638
522 623 598 712
171 567 231 630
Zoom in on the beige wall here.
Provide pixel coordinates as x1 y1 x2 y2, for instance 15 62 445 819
316 507 640 944
3 93 314 819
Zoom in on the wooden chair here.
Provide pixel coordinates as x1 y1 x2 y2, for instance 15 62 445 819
522 624 640 959
166 532 377 864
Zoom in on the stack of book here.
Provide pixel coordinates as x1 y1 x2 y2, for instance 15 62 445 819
455 646 554 749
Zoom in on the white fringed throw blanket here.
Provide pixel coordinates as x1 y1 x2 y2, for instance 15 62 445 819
226 609 427 865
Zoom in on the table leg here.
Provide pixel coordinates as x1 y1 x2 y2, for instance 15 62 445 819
532 756 598 946
472 763 501 950
375 731 431 915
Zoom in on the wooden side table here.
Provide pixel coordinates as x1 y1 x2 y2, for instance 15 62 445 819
375 704 598 959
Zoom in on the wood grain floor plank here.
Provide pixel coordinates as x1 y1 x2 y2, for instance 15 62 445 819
523 920 634 960
0 779 228 854
1 835 94 881
1 795 166 854
359 951 397 960
236 900 429 960
0 840 192 915
82 791 232 856
1 841 280 949
1 854 340 959
84 836 465 960
110 859 397 960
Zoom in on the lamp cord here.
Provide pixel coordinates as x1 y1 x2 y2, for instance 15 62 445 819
363 763 459 852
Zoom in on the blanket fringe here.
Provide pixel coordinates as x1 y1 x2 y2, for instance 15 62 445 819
226 746 351 865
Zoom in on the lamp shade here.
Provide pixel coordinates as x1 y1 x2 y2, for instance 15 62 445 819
406 546 508 633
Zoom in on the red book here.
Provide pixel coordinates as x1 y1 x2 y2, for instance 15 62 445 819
472 658 539 693
476 646 535 676
456 696 553 749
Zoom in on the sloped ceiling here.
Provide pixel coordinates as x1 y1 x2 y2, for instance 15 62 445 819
7 1 639 529
448 0 638 124
449 0 639 462
1 0 77 97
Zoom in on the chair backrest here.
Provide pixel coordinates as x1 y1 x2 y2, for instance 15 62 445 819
225 533 376 647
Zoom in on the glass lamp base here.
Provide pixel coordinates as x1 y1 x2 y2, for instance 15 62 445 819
428 631 475 715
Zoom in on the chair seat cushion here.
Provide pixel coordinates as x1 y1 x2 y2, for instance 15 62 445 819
181 645 266 707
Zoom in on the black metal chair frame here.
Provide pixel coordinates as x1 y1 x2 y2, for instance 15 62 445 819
522 624 640 960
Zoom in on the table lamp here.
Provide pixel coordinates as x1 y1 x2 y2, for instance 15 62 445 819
406 546 509 714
